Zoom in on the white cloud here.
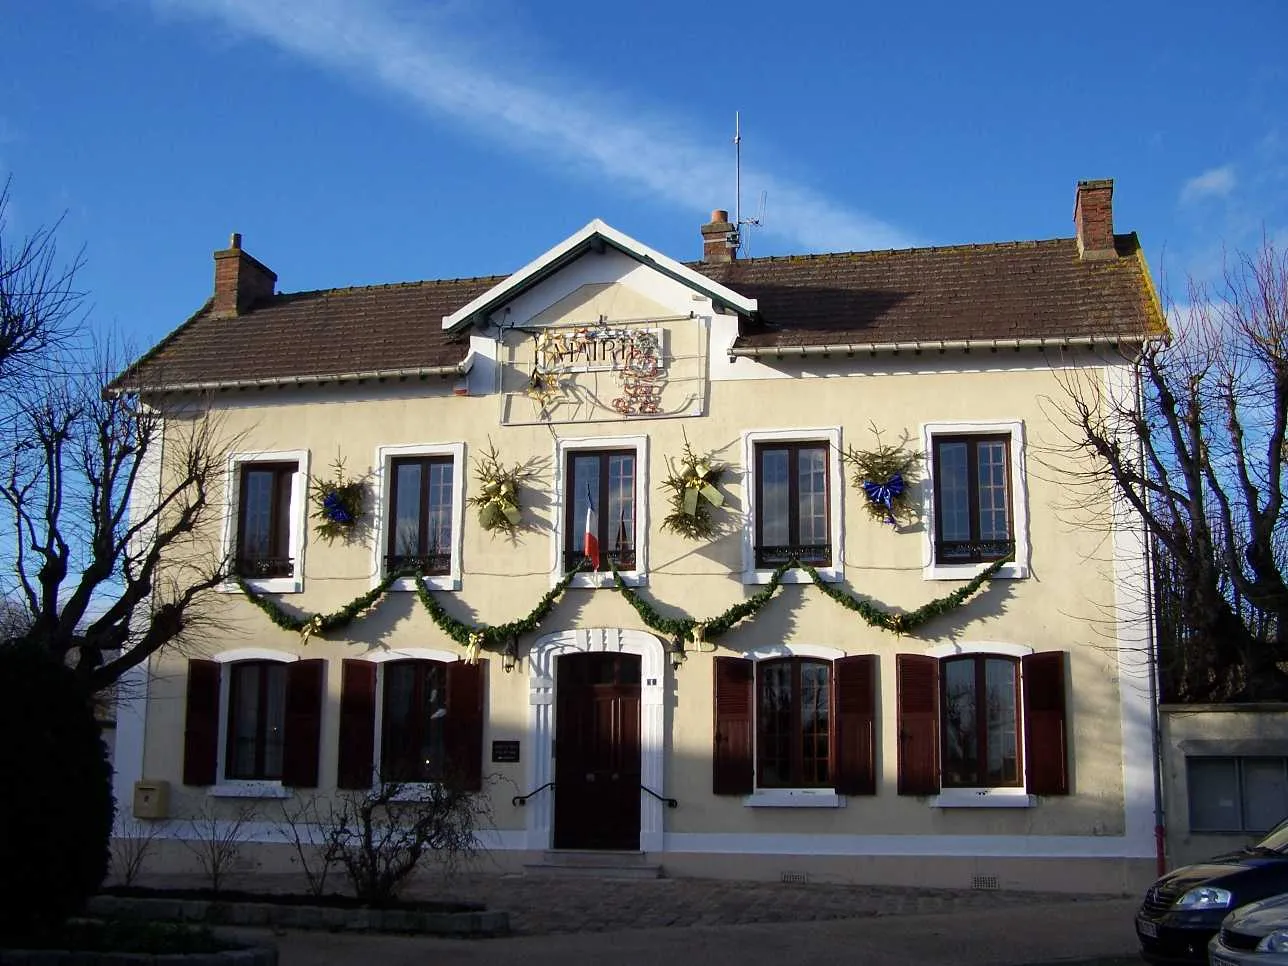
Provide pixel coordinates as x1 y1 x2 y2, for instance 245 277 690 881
146 0 914 252
1180 165 1237 204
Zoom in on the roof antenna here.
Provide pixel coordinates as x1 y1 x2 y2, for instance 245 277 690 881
732 111 765 257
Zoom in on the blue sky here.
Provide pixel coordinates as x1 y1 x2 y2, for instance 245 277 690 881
3 0 1285 350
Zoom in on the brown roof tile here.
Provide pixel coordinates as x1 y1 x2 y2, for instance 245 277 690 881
127 233 1161 389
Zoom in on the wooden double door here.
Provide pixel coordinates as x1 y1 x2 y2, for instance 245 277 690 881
553 652 642 850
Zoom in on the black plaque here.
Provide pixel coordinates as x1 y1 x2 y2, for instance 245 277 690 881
491 740 521 764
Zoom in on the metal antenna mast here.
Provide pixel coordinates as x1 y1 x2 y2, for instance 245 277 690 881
732 111 764 256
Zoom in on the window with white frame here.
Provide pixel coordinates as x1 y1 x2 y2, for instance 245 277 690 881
1188 757 1288 833
921 421 1028 580
375 443 465 590
741 428 843 584
225 450 309 592
181 650 323 792
553 435 648 587
713 647 876 803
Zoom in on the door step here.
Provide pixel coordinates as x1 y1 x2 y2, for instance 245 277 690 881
524 850 664 879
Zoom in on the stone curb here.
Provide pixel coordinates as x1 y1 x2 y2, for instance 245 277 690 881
0 944 277 965
86 896 509 938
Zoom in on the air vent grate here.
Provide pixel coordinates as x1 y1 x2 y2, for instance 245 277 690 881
972 875 999 891
780 871 808 884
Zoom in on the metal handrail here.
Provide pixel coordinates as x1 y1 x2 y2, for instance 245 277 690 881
512 781 555 807
640 784 678 808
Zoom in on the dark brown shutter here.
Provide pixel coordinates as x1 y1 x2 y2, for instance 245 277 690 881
446 660 485 791
713 656 754 795
337 659 376 789
183 659 220 786
833 655 877 795
896 654 941 795
1023 651 1069 795
282 659 324 788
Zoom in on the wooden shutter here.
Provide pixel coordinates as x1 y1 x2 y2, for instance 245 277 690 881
446 660 485 791
1023 651 1069 795
182 659 220 786
282 659 324 788
896 654 941 795
832 655 877 795
337 659 376 789
713 656 754 795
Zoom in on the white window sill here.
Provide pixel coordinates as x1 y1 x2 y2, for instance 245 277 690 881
388 574 461 593
929 788 1034 808
207 782 292 799
567 570 646 589
743 789 846 808
221 577 303 595
742 565 841 586
923 561 1028 581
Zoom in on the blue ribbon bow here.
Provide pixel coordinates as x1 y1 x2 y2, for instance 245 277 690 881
862 473 905 526
322 491 353 525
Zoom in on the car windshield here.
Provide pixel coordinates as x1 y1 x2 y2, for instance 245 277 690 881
1255 819 1288 853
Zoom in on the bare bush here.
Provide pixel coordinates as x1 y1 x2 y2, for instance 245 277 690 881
182 802 256 893
111 819 161 886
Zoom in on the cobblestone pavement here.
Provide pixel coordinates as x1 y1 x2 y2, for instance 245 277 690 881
404 873 1108 936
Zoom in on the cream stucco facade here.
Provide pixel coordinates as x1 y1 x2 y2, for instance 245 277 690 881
113 223 1159 894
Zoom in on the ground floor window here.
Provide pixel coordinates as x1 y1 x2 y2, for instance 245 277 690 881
1188 756 1288 833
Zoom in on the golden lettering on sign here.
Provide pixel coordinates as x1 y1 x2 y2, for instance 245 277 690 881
529 324 666 417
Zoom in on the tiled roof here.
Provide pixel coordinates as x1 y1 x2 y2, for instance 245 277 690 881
126 276 502 389
695 235 1163 351
126 234 1160 389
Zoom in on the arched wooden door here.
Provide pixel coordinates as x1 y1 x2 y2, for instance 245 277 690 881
553 652 642 850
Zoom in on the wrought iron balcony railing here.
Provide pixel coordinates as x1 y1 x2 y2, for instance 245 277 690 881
935 539 1015 564
236 556 294 578
385 551 452 577
754 543 832 569
563 548 636 574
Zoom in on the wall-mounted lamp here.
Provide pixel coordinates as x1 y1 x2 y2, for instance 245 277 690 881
669 642 687 672
502 638 519 674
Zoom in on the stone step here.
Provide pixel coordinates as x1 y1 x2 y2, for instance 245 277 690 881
524 850 664 879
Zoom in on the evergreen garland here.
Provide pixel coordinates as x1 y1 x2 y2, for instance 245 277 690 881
236 569 406 641
800 558 1006 633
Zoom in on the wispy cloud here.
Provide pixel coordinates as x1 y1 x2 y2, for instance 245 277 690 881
1180 164 1237 204
145 0 913 252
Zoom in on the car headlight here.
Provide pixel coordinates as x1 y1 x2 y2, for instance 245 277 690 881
1175 886 1234 909
1258 929 1288 953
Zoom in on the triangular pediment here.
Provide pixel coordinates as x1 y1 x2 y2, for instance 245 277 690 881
441 219 756 330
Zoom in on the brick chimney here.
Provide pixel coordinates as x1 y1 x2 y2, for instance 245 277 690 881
1073 179 1115 261
700 209 737 264
212 233 277 316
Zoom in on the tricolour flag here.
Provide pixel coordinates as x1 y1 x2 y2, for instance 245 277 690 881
583 501 600 570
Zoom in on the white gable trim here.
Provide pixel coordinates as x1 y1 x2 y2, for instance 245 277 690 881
441 219 757 330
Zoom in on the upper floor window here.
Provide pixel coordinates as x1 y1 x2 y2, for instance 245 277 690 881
387 455 454 576
237 462 296 578
932 435 1013 565
375 443 465 591
564 449 636 574
754 442 831 569
226 660 287 781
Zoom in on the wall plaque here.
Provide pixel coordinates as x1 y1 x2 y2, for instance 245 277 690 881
491 740 521 763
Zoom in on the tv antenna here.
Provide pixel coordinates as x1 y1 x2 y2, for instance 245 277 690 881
732 111 766 256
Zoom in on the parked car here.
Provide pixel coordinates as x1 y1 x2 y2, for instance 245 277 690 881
1208 892 1288 965
1136 820 1288 964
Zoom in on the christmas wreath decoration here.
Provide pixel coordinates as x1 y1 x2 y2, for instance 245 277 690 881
309 459 367 543
465 442 536 537
660 438 726 540
842 427 922 527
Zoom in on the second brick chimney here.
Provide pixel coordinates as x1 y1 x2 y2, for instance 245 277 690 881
212 233 277 316
700 209 737 264
1073 180 1115 261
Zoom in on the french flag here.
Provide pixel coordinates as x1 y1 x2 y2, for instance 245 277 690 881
583 499 600 570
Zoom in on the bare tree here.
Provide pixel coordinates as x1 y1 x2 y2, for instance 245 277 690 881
0 349 233 691
0 177 82 384
1054 238 1287 701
